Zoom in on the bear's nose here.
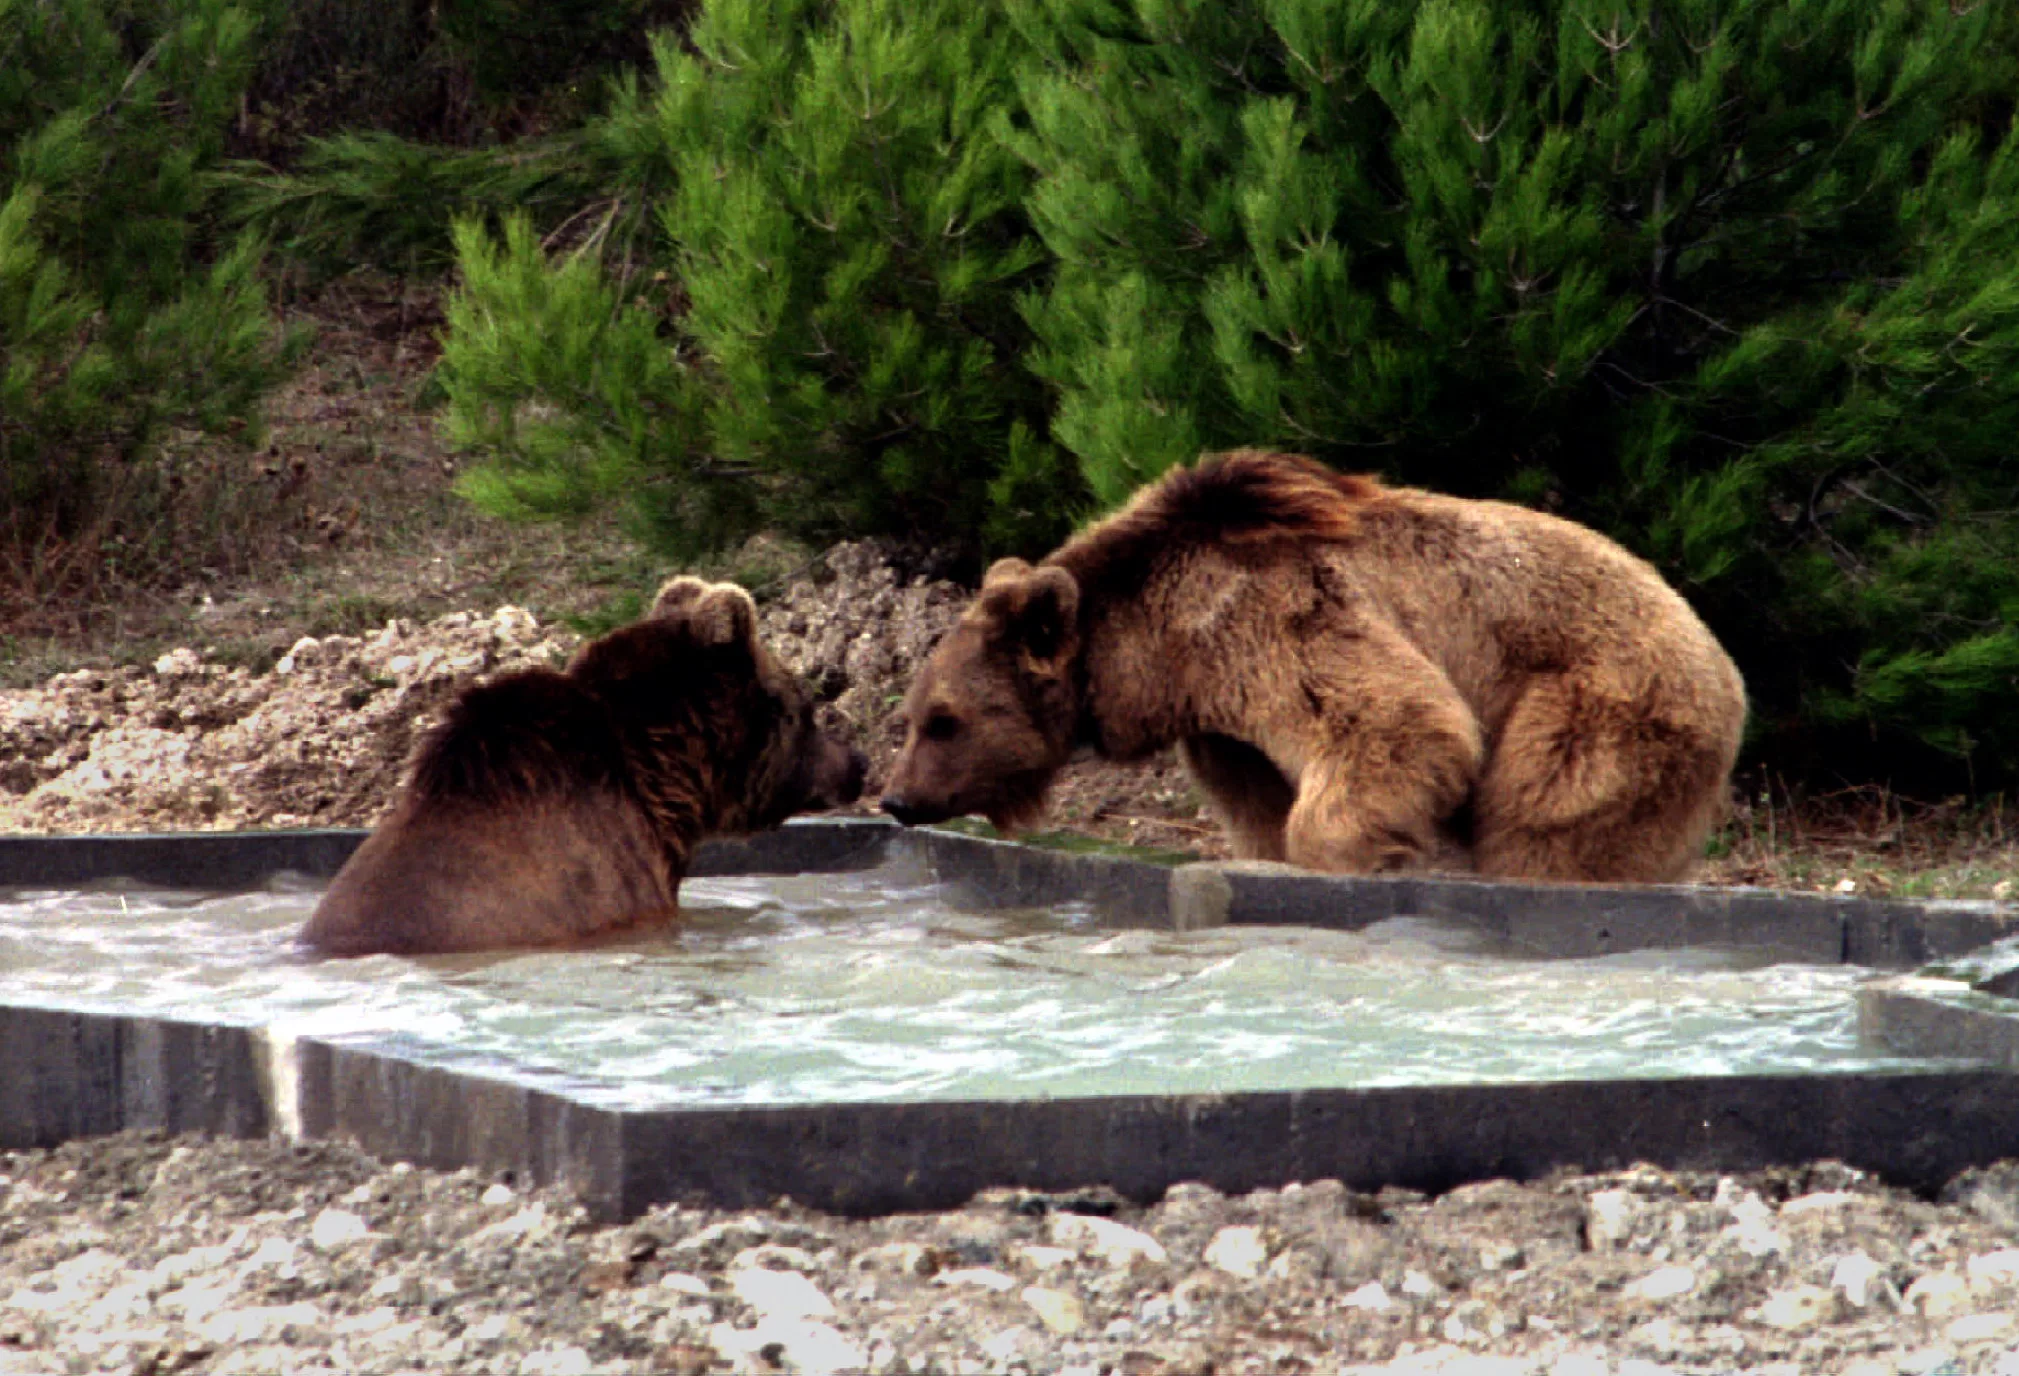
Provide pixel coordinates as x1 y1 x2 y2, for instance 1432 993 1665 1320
880 795 923 826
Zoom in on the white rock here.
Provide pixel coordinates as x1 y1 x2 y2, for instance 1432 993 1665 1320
1950 1312 2015 1344
1627 1316 1684 1356
1781 1190 1864 1216
1546 1353 1611 1376
1628 1265 1696 1301
1907 1270 1972 1318
1341 1281 1393 1311
933 1267 1016 1293
854 1242 933 1275
1046 1213 1167 1267
980 1326 1039 1363
521 1346 595 1376
1021 1285 1085 1335
1615 1347 1695 1371
1400 1269 1438 1298
1014 1244 1078 1273
494 605 540 637
730 1266 835 1321
1382 1349 1527 1375
308 1207 371 1251
154 1277 239 1322
239 1237 298 1277
472 1203 549 1243
1969 1248 2019 1287
280 637 320 673
479 1183 515 1206
1202 1225 1268 1279
1724 1193 1785 1257
79 1280 151 1326
1901 1350 1963 1376
711 1318 864 1376
730 1244 822 1275
1586 1188 1640 1248
1831 1251 1886 1307
153 648 204 678
1749 1284 1836 1330
466 1314 513 1343
660 1271 711 1297
47 1247 119 1291
193 1300 322 1345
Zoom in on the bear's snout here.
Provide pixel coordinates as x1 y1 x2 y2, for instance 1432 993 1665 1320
880 794 926 826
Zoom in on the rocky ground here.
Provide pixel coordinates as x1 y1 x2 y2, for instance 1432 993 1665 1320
8 1134 2019 1375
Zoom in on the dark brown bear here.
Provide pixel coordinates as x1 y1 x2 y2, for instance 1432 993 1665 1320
301 577 866 956
882 450 1747 884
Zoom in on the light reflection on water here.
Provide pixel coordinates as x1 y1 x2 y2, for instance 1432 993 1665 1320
0 866 1930 1107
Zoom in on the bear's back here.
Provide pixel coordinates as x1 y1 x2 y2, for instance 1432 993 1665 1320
409 668 635 805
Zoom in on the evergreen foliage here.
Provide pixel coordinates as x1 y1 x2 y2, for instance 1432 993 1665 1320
439 0 1071 563
221 131 624 278
0 0 296 585
1005 0 2019 784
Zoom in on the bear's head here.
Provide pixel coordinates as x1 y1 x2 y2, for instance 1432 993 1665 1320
881 558 1081 832
575 576 867 833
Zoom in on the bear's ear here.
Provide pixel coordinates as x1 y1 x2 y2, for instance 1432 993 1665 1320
978 564 1079 666
650 575 712 620
982 557 1035 589
686 582 759 651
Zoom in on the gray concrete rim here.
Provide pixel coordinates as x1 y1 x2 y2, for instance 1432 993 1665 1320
6 817 2019 1219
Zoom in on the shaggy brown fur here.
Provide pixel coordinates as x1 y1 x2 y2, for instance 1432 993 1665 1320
883 450 1747 884
301 578 866 956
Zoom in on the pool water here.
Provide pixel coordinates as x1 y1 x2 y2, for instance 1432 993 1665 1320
0 864 1934 1108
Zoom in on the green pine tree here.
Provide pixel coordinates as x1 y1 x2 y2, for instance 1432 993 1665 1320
1 0 297 593
439 0 1074 565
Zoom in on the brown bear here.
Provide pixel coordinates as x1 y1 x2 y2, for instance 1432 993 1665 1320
300 577 867 956
882 450 1747 884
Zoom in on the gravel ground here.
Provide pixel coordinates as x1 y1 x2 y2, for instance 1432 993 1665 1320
6 1134 2019 1374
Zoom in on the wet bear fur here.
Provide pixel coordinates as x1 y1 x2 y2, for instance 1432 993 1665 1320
301 578 866 956
883 450 1747 884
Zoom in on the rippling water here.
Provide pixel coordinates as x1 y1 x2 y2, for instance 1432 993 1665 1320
0 865 1931 1107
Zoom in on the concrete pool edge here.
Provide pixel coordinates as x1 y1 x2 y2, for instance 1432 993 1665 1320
8 817 2019 1219
8 816 2012 967
7 999 2019 1221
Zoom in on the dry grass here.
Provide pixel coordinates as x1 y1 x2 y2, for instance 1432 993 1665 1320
0 275 659 690
1703 782 2019 899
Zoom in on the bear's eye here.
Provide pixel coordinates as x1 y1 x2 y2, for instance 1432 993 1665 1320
922 713 961 742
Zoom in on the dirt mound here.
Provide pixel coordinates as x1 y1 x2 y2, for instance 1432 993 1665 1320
0 606 573 833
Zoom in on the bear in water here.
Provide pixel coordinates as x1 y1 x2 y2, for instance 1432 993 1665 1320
301 577 866 955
